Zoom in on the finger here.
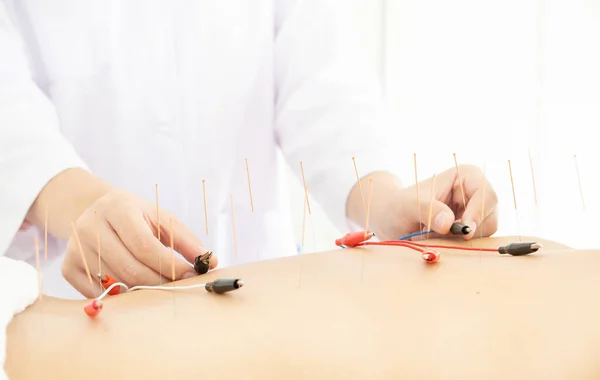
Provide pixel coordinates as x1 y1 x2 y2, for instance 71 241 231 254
408 223 466 241
158 214 215 266
66 231 128 286
464 208 499 240
62 238 103 298
417 199 456 235
412 231 464 241
61 243 116 298
100 221 178 285
454 165 487 198
460 182 499 237
72 259 127 298
84 254 129 296
151 213 218 270
411 209 498 242
96 261 129 295
107 212 200 280
65 270 101 299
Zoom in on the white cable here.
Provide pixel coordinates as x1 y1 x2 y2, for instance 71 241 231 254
96 282 209 301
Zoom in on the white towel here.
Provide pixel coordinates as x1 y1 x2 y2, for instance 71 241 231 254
0 257 39 380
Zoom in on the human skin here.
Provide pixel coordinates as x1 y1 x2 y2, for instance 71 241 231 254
5 235 600 379
346 167 498 241
25 168 214 297
28 164 495 297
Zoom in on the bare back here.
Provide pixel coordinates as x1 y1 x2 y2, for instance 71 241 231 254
6 236 600 379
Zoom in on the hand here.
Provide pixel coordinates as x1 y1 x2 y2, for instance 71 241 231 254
376 165 498 241
62 189 217 298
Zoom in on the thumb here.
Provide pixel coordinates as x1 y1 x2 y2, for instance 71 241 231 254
460 184 497 237
159 215 218 269
419 199 455 234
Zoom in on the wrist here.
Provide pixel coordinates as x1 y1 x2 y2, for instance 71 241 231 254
26 168 114 240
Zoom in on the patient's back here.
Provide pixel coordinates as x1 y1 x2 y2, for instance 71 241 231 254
6 236 600 379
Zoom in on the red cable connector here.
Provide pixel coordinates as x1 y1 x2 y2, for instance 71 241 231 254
99 274 120 296
335 231 375 247
421 249 440 263
84 300 103 318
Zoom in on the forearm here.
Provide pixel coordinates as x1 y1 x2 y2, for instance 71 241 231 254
346 171 404 235
25 168 114 240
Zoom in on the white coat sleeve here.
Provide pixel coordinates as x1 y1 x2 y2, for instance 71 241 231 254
0 5 89 256
274 0 400 232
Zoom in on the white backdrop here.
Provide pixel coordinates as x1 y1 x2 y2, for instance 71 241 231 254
288 0 600 251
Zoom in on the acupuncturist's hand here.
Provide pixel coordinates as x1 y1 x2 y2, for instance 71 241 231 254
62 189 217 298
391 165 498 240
347 166 498 241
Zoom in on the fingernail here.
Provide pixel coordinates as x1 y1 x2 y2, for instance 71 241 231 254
433 212 453 232
468 222 477 235
182 272 197 279
461 221 476 237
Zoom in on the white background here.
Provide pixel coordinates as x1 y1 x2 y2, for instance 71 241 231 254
288 0 600 252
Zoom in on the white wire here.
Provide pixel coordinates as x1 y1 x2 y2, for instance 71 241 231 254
96 282 209 301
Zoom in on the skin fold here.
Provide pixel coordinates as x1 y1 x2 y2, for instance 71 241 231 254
5 236 600 380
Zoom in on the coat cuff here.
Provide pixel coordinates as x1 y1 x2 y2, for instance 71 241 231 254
0 137 88 257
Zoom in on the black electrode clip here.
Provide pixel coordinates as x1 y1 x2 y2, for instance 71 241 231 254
194 251 213 275
205 278 244 294
498 242 542 256
450 222 471 235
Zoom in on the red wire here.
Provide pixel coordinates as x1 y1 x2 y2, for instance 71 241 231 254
336 231 499 254
361 241 425 252
361 240 498 253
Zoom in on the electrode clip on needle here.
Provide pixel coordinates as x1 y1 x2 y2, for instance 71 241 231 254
450 222 471 235
194 251 213 275
499 242 543 256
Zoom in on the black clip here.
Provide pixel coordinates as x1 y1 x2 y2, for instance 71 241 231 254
194 251 213 275
450 222 471 235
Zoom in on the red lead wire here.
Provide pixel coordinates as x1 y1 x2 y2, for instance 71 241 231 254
363 240 497 253
334 231 541 264
334 231 441 263
335 231 376 247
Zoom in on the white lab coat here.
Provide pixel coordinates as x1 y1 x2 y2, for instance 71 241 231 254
0 0 396 299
